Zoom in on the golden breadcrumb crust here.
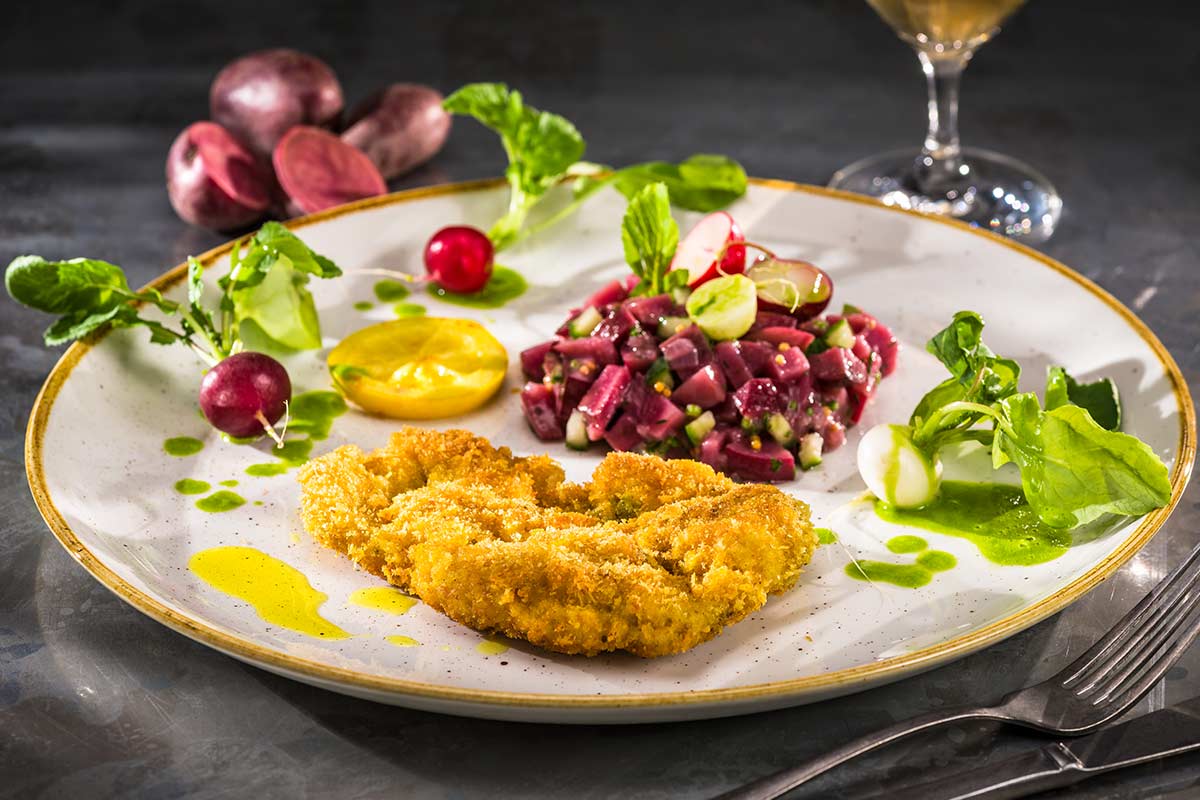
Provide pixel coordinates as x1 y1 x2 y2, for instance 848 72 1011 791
297 428 816 657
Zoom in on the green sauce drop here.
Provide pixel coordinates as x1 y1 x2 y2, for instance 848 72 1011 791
353 301 373 311
246 463 289 477
219 479 238 488
886 535 927 554
164 436 204 457
271 438 314 464
846 560 932 589
196 490 246 513
845 549 956 588
430 266 526 309
874 480 1072 566
287 390 347 442
373 280 411 302
917 550 957 571
815 527 838 545
174 478 211 495
393 302 426 318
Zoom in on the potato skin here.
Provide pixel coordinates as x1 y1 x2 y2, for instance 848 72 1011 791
341 84 451 180
165 121 269 231
210 48 343 158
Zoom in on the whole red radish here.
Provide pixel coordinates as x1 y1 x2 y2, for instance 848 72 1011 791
273 126 387 215
210 49 343 158
748 256 834 320
166 122 271 231
425 226 493 293
670 211 746 288
199 352 291 438
341 84 451 180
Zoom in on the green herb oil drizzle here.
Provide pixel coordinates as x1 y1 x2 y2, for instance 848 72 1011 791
430 266 526 309
874 480 1072 566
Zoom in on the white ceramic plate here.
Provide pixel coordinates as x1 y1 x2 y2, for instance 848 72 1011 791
27 180 1195 723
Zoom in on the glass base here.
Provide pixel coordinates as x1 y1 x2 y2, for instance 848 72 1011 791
828 147 1063 244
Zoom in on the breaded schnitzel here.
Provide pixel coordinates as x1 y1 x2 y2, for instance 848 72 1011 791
297 428 816 657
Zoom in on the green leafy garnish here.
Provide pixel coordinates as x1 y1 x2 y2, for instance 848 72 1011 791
621 183 679 297
993 394 1168 527
1045 366 1121 431
5 221 341 365
878 310 1170 529
443 82 747 251
443 83 585 250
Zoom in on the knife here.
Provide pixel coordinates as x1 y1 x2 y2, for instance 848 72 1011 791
877 695 1200 800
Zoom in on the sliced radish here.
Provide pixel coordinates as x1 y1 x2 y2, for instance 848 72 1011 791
273 126 388 215
747 256 833 320
670 211 746 288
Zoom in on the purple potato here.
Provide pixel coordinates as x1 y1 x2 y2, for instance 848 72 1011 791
210 49 343 158
341 83 450 180
166 121 270 231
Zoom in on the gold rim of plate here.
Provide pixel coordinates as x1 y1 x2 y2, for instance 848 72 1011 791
24 178 1198 711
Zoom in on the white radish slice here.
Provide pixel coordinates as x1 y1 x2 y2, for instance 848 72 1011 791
670 211 746 287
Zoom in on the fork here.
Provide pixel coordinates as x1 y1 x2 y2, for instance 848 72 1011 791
716 539 1200 800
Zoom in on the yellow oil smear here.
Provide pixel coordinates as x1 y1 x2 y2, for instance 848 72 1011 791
189 546 351 640
349 586 418 615
386 635 420 647
476 638 509 656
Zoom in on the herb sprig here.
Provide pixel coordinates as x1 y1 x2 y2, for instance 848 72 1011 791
443 82 748 251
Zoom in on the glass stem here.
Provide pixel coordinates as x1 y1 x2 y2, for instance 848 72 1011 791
914 51 970 194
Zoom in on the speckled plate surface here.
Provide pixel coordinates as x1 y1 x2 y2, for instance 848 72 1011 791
26 179 1195 723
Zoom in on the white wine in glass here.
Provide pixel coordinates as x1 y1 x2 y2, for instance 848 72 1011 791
829 0 1062 242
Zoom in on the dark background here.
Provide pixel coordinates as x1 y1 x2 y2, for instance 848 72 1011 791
3 1 1200 798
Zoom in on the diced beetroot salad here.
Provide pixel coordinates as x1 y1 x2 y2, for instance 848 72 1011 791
519 278 898 483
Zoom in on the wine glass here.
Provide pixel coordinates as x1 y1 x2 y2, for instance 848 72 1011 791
829 0 1062 243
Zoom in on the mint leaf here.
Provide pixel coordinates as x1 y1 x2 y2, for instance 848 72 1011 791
621 182 678 296
614 154 747 212
997 394 1170 528
1046 366 1121 431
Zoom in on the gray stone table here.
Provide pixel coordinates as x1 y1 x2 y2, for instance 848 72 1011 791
2 1 1198 797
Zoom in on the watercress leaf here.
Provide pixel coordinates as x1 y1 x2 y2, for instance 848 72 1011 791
621 182 678 296
613 154 747 212
232 257 322 351
6 255 131 314
1046 365 1121 431
997 393 1170 528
